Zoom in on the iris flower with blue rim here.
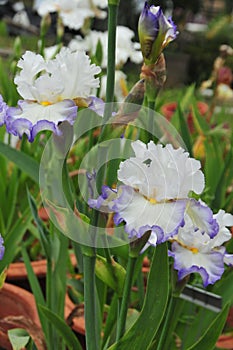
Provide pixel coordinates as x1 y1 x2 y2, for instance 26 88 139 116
169 209 233 286
5 48 101 142
89 140 218 247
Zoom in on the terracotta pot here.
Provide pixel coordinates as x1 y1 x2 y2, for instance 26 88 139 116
160 101 209 133
7 254 77 281
227 307 233 328
216 333 233 349
0 283 84 349
38 207 50 221
0 283 42 350
65 294 85 335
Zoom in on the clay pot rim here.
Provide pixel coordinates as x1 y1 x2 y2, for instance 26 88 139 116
65 294 85 335
7 253 77 280
0 282 40 326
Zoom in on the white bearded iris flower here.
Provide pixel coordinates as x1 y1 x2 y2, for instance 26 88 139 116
69 26 143 69
34 0 106 29
34 0 94 30
169 209 233 286
6 48 101 141
89 141 216 246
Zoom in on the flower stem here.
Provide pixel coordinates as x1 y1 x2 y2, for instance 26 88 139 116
148 100 155 111
83 253 100 350
116 255 137 341
100 2 119 133
105 3 118 105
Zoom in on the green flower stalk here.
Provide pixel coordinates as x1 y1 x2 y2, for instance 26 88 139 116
39 13 51 56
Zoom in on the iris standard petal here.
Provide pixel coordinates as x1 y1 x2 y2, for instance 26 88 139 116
118 141 205 200
186 199 219 238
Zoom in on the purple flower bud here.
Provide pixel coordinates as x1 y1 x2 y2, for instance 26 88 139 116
138 2 178 64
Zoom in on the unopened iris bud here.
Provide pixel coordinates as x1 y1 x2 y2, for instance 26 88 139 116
40 13 51 38
13 36 22 58
138 2 178 64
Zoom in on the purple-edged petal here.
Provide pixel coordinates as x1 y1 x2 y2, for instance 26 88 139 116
224 253 233 266
168 206 233 287
211 209 233 246
138 225 164 252
31 120 62 142
0 234 5 260
0 95 8 126
88 96 105 117
88 185 117 213
186 199 219 238
112 185 186 242
6 114 32 139
5 99 77 142
169 241 225 287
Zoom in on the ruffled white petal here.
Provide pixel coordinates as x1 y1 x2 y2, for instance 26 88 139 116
118 141 205 201
14 48 101 103
69 26 142 69
60 8 94 30
9 47 100 141
48 48 101 99
14 51 46 99
210 210 233 247
35 0 95 29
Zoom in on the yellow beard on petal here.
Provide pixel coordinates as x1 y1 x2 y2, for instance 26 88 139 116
171 237 199 254
190 247 199 254
41 101 52 106
143 194 157 204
